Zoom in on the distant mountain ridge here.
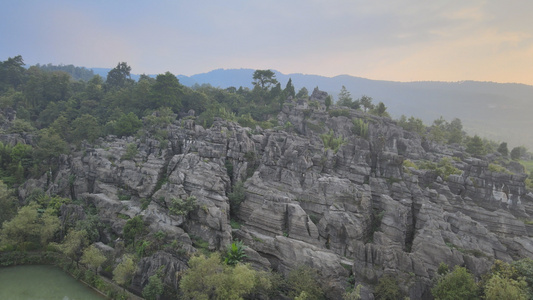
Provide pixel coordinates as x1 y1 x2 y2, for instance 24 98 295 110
177 69 533 149
91 67 533 149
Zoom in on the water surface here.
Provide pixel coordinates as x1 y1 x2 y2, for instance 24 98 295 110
0 265 106 300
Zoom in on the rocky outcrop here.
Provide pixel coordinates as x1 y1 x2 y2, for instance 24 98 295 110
18 90 533 299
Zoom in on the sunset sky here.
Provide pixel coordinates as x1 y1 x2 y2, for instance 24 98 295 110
1 0 532 85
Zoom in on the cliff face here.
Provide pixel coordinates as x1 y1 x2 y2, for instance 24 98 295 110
19 89 533 299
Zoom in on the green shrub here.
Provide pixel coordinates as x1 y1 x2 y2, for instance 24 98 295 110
286 265 325 300
403 159 418 170
320 130 345 153
418 157 461 180
431 266 478 300
228 181 246 217
121 143 138 161
224 240 247 266
169 196 197 216
352 118 369 138
375 275 401 300
488 163 512 174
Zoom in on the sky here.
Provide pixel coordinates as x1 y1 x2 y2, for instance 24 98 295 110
1 0 533 85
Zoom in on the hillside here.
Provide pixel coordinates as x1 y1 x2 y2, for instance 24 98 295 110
86 66 533 149
1 57 533 299
177 69 533 149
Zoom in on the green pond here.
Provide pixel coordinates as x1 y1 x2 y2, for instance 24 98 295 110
0 265 107 300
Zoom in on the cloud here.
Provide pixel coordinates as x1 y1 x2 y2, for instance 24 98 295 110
1 0 532 84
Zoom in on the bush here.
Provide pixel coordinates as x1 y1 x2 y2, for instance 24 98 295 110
169 196 197 216
431 266 478 300
228 181 246 217
320 130 345 153
418 157 461 180
142 273 164 300
224 240 247 266
286 265 325 300
374 275 401 300
180 253 257 299
120 143 138 161
352 118 369 138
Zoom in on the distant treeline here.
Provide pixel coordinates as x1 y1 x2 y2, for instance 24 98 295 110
35 63 95 81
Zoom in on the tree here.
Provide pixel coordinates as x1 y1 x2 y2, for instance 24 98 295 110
286 265 325 300
296 87 309 99
49 115 71 141
512 258 533 298
284 78 295 98
86 75 104 101
370 102 390 118
0 202 60 250
80 244 107 275
484 274 527 300
123 215 145 247
431 266 478 300
447 118 463 144
142 273 165 300
71 114 102 144
33 129 68 168
228 181 246 217
0 55 26 90
113 112 142 137
511 146 527 160
337 86 353 107
466 135 486 157
252 70 278 90
149 72 183 112
374 275 401 300
0 180 17 226
113 254 137 290
325 95 332 111
180 253 257 300
57 229 87 267
497 142 509 157
398 115 426 136
360 95 374 112
106 62 132 90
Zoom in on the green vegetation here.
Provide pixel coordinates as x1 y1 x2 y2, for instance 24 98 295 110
4 56 533 300
352 118 369 138
224 240 247 266
320 130 345 153
374 275 401 300
286 265 325 300
488 163 512 174
112 254 137 290
123 215 145 247
80 244 107 275
179 253 257 299
169 196 197 216
228 181 246 217
431 266 479 300
120 143 138 161
142 272 165 300
398 115 426 136
417 157 462 180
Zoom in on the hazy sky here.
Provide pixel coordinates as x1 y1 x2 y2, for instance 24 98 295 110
1 1 532 85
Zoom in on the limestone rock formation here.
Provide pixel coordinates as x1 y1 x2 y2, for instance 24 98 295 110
16 89 533 299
